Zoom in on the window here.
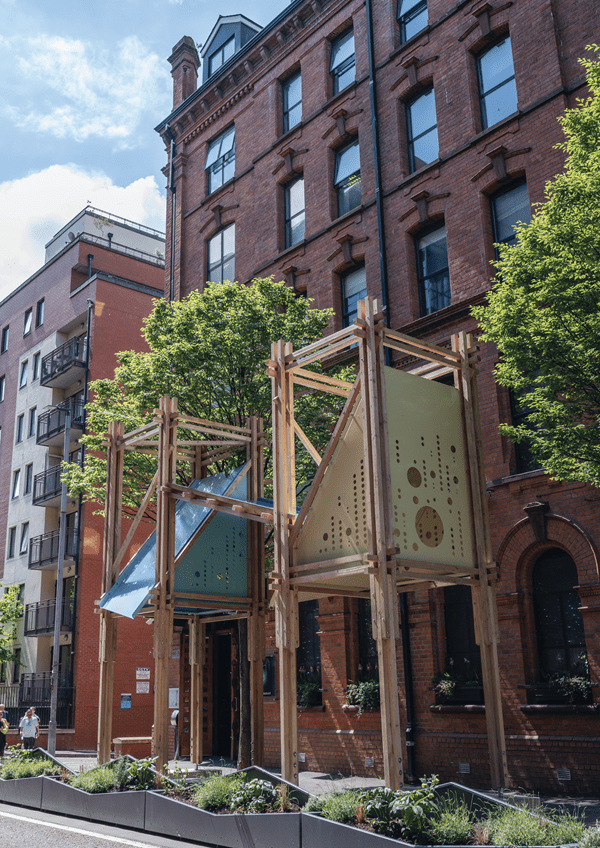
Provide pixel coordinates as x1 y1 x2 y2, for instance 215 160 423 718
23 308 32 336
398 0 428 43
19 360 28 388
36 299 45 328
330 29 355 94
32 351 41 381
7 527 16 559
444 585 482 678
417 226 451 315
11 649 20 685
342 265 367 327
24 463 33 494
297 600 322 706
15 414 24 444
357 598 378 680
208 35 235 76
28 407 36 438
19 523 29 556
510 386 542 474
335 140 361 216
205 126 235 194
208 224 235 283
282 71 302 133
1 326 8 353
533 549 588 681
406 88 439 172
285 178 305 248
0 376 4 403
477 36 517 129
492 181 530 250
11 469 20 499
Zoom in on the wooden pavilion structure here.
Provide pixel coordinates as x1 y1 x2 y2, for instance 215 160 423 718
96 297 507 790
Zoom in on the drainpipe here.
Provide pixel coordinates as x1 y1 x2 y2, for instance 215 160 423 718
366 0 417 784
165 124 177 302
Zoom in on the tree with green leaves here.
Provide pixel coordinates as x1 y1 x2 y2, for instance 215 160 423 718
473 47 600 486
65 276 352 514
0 585 24 667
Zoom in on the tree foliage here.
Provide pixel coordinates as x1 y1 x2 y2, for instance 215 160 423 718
65 277 353 514
473 48 600 486
0 585 23 665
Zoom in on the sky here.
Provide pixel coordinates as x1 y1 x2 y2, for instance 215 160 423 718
0 0 289 299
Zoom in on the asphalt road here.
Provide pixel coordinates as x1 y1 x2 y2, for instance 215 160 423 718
0 802 210 847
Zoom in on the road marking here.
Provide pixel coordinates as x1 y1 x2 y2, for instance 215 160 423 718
0 808 164 846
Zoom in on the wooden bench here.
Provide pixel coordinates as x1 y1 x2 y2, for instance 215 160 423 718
112 736 152 759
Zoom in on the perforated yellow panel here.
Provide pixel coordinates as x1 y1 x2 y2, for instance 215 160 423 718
293 366 476 591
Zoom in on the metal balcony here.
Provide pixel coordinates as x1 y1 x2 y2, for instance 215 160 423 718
32 449 82 507
28 529 79 570
36 397 85 447
23 597 74 636
40 336 87 388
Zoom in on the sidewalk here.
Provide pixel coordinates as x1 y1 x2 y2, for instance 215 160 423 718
53 751 600 826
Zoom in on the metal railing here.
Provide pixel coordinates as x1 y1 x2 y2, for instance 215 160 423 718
37 396 85 444
28 529 79 569
23 598 74 636
40 336 87 385
81 233 165 266
19 674 75 728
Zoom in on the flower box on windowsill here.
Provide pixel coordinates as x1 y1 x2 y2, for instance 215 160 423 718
435 684 484 706
523 682 594 707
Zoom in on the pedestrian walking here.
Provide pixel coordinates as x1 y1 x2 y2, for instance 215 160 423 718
0 703 9 757
19 707 38 750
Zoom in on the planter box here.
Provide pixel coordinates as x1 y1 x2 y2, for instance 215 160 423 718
302 812 412 848
240 766 311 807
145 791 301 848
41 777 146 829
0 775 45 809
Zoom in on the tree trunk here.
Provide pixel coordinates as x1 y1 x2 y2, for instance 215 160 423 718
237 618 251 768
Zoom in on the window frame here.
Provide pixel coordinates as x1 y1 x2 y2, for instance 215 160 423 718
15 414 24 444
284 177 306 248
19 360 28 389
208 34 236 77
19 522 29 556
477 35 517 130
24 463 33 495
205 125 235 195
282 70 302 134
341 264 367 328
397 0 428 43
11 468 20 499
491 179 530 253
28 406 36 438
207 223 236 284
36 299 45 328
330 28 355 95
1 326 8 354
23 308 32 337
334 139 362 217
0 375 4 403
32 352 41 381
7 527 16 559
406 87 439 173
415 224 451 316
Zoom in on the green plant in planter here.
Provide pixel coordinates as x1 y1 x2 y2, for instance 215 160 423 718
1 755 62 780
427 793 474 845
361 775 439 840
126 756 158 790
434 672 456 701
489 803 585 846
230 778 280 813
193 771 247 811
305 790 359 823
69 765 120 794
346 679 380 715
297 678 321 708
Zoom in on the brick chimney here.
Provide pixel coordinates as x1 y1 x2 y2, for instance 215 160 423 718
168 36 200 109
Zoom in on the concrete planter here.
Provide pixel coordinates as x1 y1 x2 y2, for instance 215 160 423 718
0 775 45 809
145 791 302 848
41 777 146 829
302 812 412 848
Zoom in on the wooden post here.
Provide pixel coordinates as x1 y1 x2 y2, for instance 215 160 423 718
248 416 265 765
153 396 178 776
189 616 205 765
453 332 509 791
272 341 299 784
97 420 124 764
359 298 404 790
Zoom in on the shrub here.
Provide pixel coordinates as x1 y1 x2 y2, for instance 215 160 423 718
580 824 600 848
126 756 157 790
230 778 280 813
361 775 439 841
316 791 359 823
489 804 585 846
193 772 247 811
346 680 380 714
69 765 119 794
0 757 61 780
427 795 474 845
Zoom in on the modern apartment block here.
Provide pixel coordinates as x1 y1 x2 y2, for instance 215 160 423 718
0 207 164 747
155 0 599 793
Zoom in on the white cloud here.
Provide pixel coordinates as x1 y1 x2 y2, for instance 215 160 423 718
4 34 170 145
0 164 166 300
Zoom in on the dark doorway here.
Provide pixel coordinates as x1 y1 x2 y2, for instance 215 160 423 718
212 632 233 757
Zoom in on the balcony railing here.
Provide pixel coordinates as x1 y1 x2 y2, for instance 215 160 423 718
19 673 75 728
37 397 85 446
24 598 74 636
41 336 87 388
28 529 79 570
33 449 82 506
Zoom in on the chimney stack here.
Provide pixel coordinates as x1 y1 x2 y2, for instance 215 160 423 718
168 36 200 109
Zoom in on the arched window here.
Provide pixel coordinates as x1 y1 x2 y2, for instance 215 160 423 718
532 549 587 676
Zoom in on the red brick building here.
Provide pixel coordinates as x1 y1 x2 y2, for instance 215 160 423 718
0 208 164 750
156 0 599 792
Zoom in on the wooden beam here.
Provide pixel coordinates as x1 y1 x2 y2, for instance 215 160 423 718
189 617 204 766
382 327 461 364
293 420 322 465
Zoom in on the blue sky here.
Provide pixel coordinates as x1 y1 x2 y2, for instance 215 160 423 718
0 0 289 297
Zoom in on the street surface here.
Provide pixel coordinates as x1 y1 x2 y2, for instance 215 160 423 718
0 803 208 847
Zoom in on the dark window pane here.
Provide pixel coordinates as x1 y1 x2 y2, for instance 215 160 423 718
330 30 354 71
335 141 360 184
342 265 367 327
483 77 518 127
493 183 530 245
283 72 302 132
479 37 514 94
337 177 362 216
417 227 450 315
407 90 438 172
399 0 428 41
478 37 517 128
